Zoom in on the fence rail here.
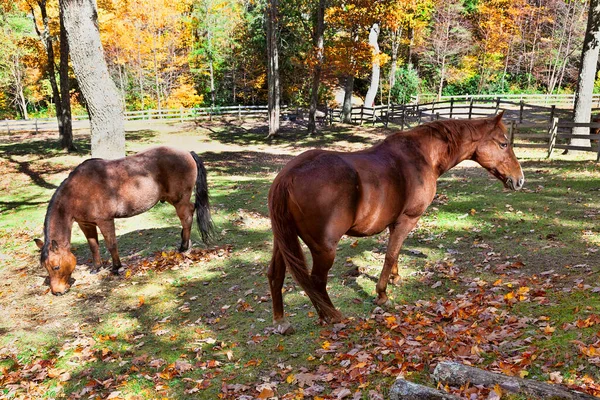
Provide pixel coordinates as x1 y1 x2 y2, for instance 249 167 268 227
0 105 291 134
3 98 599 160
413 93 600 108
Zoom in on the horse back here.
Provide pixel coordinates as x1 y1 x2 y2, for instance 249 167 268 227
62 147 197 220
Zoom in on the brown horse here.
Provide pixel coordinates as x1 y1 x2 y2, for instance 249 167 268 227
34 146 213 295
268 112 524 330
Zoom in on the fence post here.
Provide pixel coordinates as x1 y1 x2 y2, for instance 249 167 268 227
180 107 184 123
417 104 422 125
35 119 38 134
549 104 556 124
495 97 501 114
436 112 440 121
547 117 558 158
5 120 10 135
519 100 524 123
450 98 454 118
509 120 516 145
372 107 376 126
468 98 473 119
360 106 364 126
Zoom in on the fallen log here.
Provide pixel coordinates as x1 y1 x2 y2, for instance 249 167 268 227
433 361 597 400
389 378 461 400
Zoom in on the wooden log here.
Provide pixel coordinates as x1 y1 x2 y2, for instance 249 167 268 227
389 378 461 400
433 361 597 400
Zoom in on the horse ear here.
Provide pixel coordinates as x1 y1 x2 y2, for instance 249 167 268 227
34 239 44 250
51 240 59 252
494 111 505 125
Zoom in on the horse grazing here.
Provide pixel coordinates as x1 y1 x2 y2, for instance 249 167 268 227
268 112 524 330
35 146 213 295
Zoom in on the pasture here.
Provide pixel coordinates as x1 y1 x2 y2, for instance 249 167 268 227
1 120 599 399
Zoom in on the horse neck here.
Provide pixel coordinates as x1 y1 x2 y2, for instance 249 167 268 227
44 198 73 249
407 126 478 177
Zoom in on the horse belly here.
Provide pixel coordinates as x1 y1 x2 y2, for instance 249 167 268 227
114 180 161 218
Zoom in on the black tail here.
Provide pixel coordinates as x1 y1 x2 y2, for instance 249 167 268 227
190 152 214 244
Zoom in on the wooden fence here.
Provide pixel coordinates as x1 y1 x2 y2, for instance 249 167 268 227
3 99 599 160
0 105 289 134
413 93 600 109
327 98 600 160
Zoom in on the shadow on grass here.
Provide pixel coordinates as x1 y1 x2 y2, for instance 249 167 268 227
0 135 90 157
202 120 385 150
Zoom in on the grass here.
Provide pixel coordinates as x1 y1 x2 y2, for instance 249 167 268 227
0 120 599 399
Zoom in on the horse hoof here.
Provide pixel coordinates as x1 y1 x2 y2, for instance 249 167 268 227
274 320 295 335
113 266 126 275
90 268 100 275
389 275 401 285
374 296 390 306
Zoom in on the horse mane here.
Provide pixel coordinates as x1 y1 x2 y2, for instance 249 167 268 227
409 118 486 158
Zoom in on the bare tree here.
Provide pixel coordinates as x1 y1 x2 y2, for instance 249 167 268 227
59 0 125 159
30 0 75 151
307 0 326 135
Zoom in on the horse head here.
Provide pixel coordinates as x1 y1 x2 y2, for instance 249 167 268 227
471 112 524 191
34 239 77 295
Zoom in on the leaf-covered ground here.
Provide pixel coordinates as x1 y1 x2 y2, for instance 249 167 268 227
0 120 599 399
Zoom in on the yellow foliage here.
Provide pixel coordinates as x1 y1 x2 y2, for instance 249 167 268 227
166 80 204 108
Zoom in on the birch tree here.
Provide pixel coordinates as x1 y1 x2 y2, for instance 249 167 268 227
363 23 380 107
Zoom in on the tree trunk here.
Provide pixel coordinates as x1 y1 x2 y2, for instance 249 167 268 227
389 378 461 400
388 27 401 106
308 0 326 135
58 11 74 151
33 1 63 135
433 361 597 400
209 59 215 107
266 0 280 138
59 0 125 159
341 74 354 123
364 23 380 108
571 0 600 150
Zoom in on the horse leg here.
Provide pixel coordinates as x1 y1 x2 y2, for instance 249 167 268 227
375 214 420 305
174 200 194 252
77 222 102 273
97 220 123 274
268 244 294 334
310 247 343 324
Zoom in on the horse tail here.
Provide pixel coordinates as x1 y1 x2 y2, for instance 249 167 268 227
268 177 337 317
190 151 214 244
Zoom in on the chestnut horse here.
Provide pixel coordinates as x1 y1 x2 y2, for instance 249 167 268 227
268 112 524 330
35 146 213 295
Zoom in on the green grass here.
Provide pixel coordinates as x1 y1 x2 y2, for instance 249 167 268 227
0 121 599 399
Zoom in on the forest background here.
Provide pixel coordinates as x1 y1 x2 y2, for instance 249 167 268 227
0 0 594 120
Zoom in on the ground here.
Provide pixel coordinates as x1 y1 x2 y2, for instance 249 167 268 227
0 118 599 399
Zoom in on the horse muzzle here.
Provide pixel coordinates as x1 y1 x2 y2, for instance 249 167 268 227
506 176 525 191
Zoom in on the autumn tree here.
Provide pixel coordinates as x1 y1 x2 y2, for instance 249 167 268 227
420 0 470 99
0 7 33 119
60 0 125 159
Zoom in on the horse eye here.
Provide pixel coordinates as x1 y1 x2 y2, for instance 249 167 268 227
53 265 60 271
500 143 508 149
